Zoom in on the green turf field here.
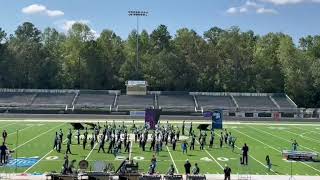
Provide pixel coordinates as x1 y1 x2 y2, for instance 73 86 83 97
0 120 319 176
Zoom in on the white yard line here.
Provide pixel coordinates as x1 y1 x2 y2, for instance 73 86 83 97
213 131 278 175
166 146 179 174
7 125 34 136
24 130 74 173
24 138 68 173
191 130 224 170
294 127 320 135
284 130 320 144
248 126 320 154
85 143 98 160
234 128 320 174
0 122 16 129
13 123 65 150
204 149 224 170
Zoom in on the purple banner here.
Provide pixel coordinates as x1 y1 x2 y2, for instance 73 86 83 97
203 111 213 117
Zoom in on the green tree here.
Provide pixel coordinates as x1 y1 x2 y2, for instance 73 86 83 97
61 23 94 88
7 22 43 88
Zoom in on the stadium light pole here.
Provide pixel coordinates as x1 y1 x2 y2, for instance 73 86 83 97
128 10 148 78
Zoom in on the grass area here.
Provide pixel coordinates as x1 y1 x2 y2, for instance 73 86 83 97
0 120 320 176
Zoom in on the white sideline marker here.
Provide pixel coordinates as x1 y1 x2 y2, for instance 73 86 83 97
234 128 320 174
166 146 179 174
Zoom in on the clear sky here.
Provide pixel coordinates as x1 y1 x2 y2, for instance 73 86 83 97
1 0 319 44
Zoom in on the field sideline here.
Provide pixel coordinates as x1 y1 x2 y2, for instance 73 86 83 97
0 119 319 178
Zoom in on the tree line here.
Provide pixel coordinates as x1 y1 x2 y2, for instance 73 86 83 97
0 22 319 107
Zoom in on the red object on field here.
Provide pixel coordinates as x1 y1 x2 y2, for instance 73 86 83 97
274 112 280 121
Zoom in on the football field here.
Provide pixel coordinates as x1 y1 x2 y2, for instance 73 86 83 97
0 120 319 177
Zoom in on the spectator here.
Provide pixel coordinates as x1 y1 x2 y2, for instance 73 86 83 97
0 142 7 164
184 159 192 174
223 164 231 180
2 130 7 143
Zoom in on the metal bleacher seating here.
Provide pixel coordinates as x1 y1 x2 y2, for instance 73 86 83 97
31 93 75 108
116 95 155 111
75 90 115 109
272 95 296 109
234 96 277 110
0 89 300 115
158 93 195 112
0 92 35 107
196 95 236 111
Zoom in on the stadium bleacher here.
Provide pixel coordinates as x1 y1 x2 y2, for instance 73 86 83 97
157 93 195 112
272 95 297 109
196 95 236 110
0 89 301 116
31 93 75 107
0 92 35 106
234 96 277 110
116 95 155 111
75 91 115 108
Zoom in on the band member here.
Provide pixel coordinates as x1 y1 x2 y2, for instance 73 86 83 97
242 143 249 165
82 134 87 150
125 140 131 153
2 130 7 143
189 122 193 136
219 135 223 148
53 132 58 150
167 164 175 175
90 134 95 150
76 129 80 145
192 163 200 175
172 137 177 151
182 121 185 135
59 129 63 141
190 135 195 150
266 155 271 171
98 135 105 153
66 139 72 154
292 140 299 151
209 131 214 148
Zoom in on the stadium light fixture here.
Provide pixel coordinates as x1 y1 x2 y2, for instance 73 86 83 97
128 10 148 77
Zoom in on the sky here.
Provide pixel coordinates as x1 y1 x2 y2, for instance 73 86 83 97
0 0 320 44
